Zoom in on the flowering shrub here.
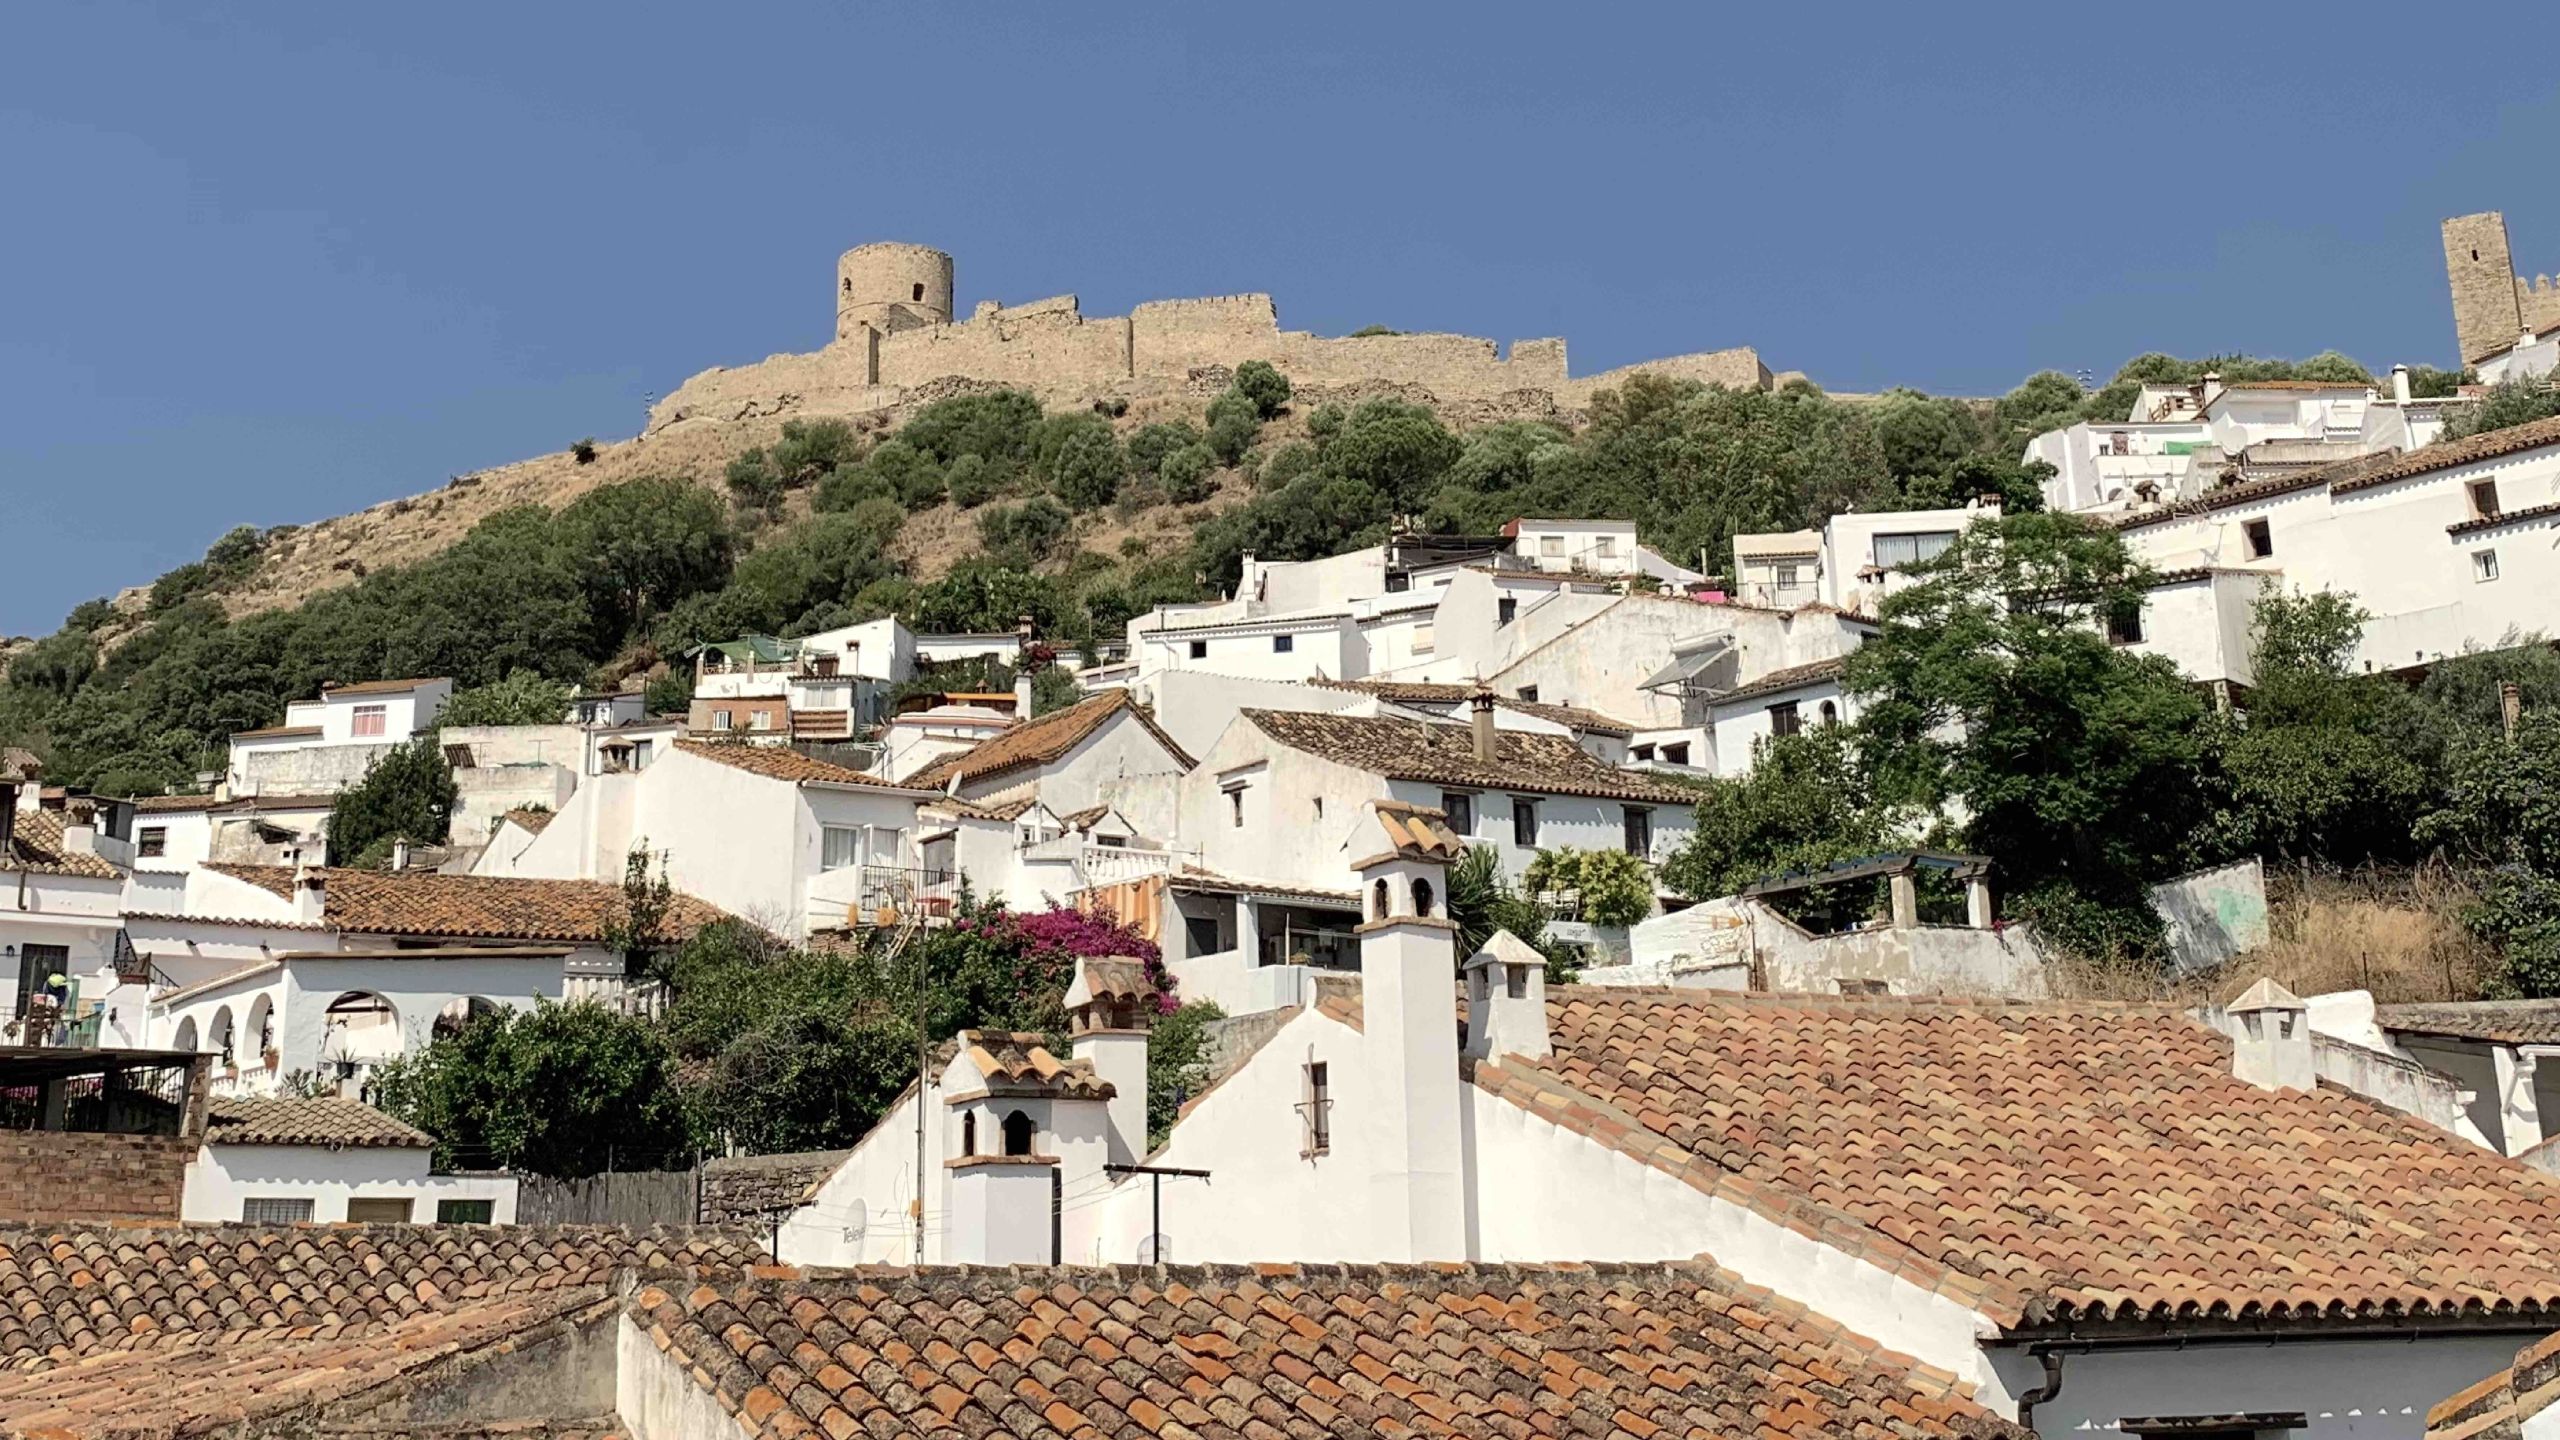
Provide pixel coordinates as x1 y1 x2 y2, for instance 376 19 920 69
950 900 1176 1014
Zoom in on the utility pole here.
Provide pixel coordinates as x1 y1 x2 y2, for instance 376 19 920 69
1106 1162 1211 1267
912 900 928 1265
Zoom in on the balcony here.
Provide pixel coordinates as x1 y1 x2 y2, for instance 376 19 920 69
1018 837 1182 890
806 864 960 931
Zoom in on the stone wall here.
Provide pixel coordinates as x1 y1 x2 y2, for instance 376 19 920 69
0 1131 192 1223
648 243 1770 435
2443 212 2560 364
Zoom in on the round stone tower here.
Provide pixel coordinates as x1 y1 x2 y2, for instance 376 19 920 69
837 243 954 341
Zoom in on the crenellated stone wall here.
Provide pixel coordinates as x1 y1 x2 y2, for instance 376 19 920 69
649 243 1769 434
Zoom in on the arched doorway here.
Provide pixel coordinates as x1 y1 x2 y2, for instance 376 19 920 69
433 996 500 1040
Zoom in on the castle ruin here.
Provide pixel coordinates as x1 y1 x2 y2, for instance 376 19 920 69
2443 212 2560 365
647 242 1773 432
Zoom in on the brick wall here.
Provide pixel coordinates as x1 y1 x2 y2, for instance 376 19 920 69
0 1131 192 1223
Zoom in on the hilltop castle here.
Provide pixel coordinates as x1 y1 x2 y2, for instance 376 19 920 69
2443 211 2560 365
647 242 1773 432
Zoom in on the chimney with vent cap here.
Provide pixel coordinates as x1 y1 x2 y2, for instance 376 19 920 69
1470 686 1497 764
290 836 328 923
1354 841 1463 1261
2228 978 2314 1091
2392 363 2413 404
1463 930 1551 1064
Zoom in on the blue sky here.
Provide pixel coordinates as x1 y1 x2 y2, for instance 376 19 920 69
4 2 2555 633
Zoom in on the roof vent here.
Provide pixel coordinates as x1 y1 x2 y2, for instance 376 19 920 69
2227 978 2314 1092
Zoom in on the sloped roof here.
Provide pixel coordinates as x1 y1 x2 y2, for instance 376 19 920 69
0 749 37 783
2431 1330 2560 1440
953 1029 1115 1100
699 1149 855 1224
0 810 121 881
2331 412 2560 494
204 1096 432 1149
2378 1000 2560 1046
1242 709 1692 804
1366 798 1465 862
208 865 731 943
1707 655 1849 706
910 690 1192 790
633 1263 2026 1440
1309 678 1642 736
674 738 896 787
1478 988 2560 1330
503 806 557 834
322 676 449 696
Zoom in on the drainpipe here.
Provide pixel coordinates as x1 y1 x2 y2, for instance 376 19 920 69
2016 1349 2068 1433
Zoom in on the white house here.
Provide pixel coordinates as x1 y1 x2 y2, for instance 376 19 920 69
1731 502 1998 617
225 677 453 799
129 793 335 872
2110 413 2560 683
474 738 936 940
184 1095 518 1224
0 766 131 1047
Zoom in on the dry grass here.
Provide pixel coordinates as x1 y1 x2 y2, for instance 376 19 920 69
2050 863 2500 1005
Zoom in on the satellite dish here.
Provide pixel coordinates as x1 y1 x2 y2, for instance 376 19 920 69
1137 1233 1170 1264
840 1204 867 1249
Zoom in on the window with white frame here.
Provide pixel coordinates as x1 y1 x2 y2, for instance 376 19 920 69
351 704 388 738
1872 531 1956 571
1595 535 1618 559
1299 1061 1331 1156
2475 549 2501 583
1540 535 1564 558
712 709 733 731
821 826 861 870
1225 783 1248 828
138 826 167 858
1441 790 1473 834
241 1196 314 1224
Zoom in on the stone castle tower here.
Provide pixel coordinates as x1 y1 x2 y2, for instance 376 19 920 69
836 242 954 342
2443 212 2560 365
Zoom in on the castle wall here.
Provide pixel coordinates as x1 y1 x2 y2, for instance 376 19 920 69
648 246 1769 434
2443 212 2560 364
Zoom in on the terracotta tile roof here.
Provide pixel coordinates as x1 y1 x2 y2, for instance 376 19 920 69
2429 1330 2560 1440
1365 798 1465 862
2331 413 2560 494
1310 679 1645 736
953 1029 1115 1101
0 749 37 783
230 724 325 740
631 1262 2026 1440
208 865 731 943
910 690 1192 791
130 793 221 812
2378 1000 2560 1045
1242 708 1694 804
2217 378 2374 392
2449 495 2560 537
1484 988 2560 1329
205 1096 433 1148
700 1149 856 1223
924 795 1036 822
0 1223 763 1362
1708 655 1849 706
130 791 335 815
323 676 450 695
673 738 897 787
0 810 122 881
504 805 558 834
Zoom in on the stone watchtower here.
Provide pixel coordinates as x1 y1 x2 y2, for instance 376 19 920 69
2445 212 2534 366
836 243 953 342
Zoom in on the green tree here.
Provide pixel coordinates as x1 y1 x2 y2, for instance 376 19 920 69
1126 421 1202 477
977 498 1073 564
1047 422 1126 509
204 525 267 578
1158 444 1217 504
1146 999 1225 1147
1231 361 1292 418
1322 399 1461 510
1846 512 2206 959
1205 390 1262 465
703 1009 919 1154
899 390 1042 468
1662 726 1909 900
371 1000 690 1177
2442 378 2560 441
439 669 573 728
327 737 458 865
2420 713 2560 994
945 453 999 509
552 478 735 651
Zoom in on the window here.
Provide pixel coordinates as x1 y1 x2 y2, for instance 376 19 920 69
1413 623 1435 654
1413 877 1435 917
351 704 387 738
1872 531 1956 570
1837 979 1890 997
2107 605 2145 645
1185 916 1221 956
1631 745 1654 763
1226 784 1247 828
1774 563 1799 590
1272 634 1294 654
242 1197 315 1225
1595 536 1618 559
1095 834 1127 848
911 282 925 302
631 739 653 767
1311 796 1324 821
2109 431 2129 456
1516 685 1539 703
138 826 166 859
1768 701 1802 737
1623 807 1652 857
1512 797 1539 848
961 1112 978 1157
1497 597 1518 626
712 709 734 731
1189 639 1208 659
2471 479 2502 518
748 709 773 730
1660 742 1690 766
1300 1062 1331 1156
435 1199 494 1225
1540 535 1564 558
821 826 860 870
346 1196 413 1224
1818 700 1839 726
1001 1110 1035 1156
2243 518 2274 559
2475 549 2502 583
1441 791 1473 834
811 654 839 677
13 943 66 1020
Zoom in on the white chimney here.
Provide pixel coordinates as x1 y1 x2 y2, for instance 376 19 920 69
1469 686 1498 764
291 837 328 924
2227 978 2315 1092
1353 847 1465 1261
1012 614 1038 717
391 837 410 872
1065 957 1154 1168
1462 929 1551 1064
2200 370 2225 405
2392 363 2413 404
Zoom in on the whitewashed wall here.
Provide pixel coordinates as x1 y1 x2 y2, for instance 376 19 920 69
183 1142 518 1223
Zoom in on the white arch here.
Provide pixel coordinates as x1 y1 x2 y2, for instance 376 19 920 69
172 1016 200 1053
208 1006 237 1063
245 995 274 1060
433 995 500 1040
323 991 403 1063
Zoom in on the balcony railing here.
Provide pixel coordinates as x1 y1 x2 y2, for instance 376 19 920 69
808 864 960 929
